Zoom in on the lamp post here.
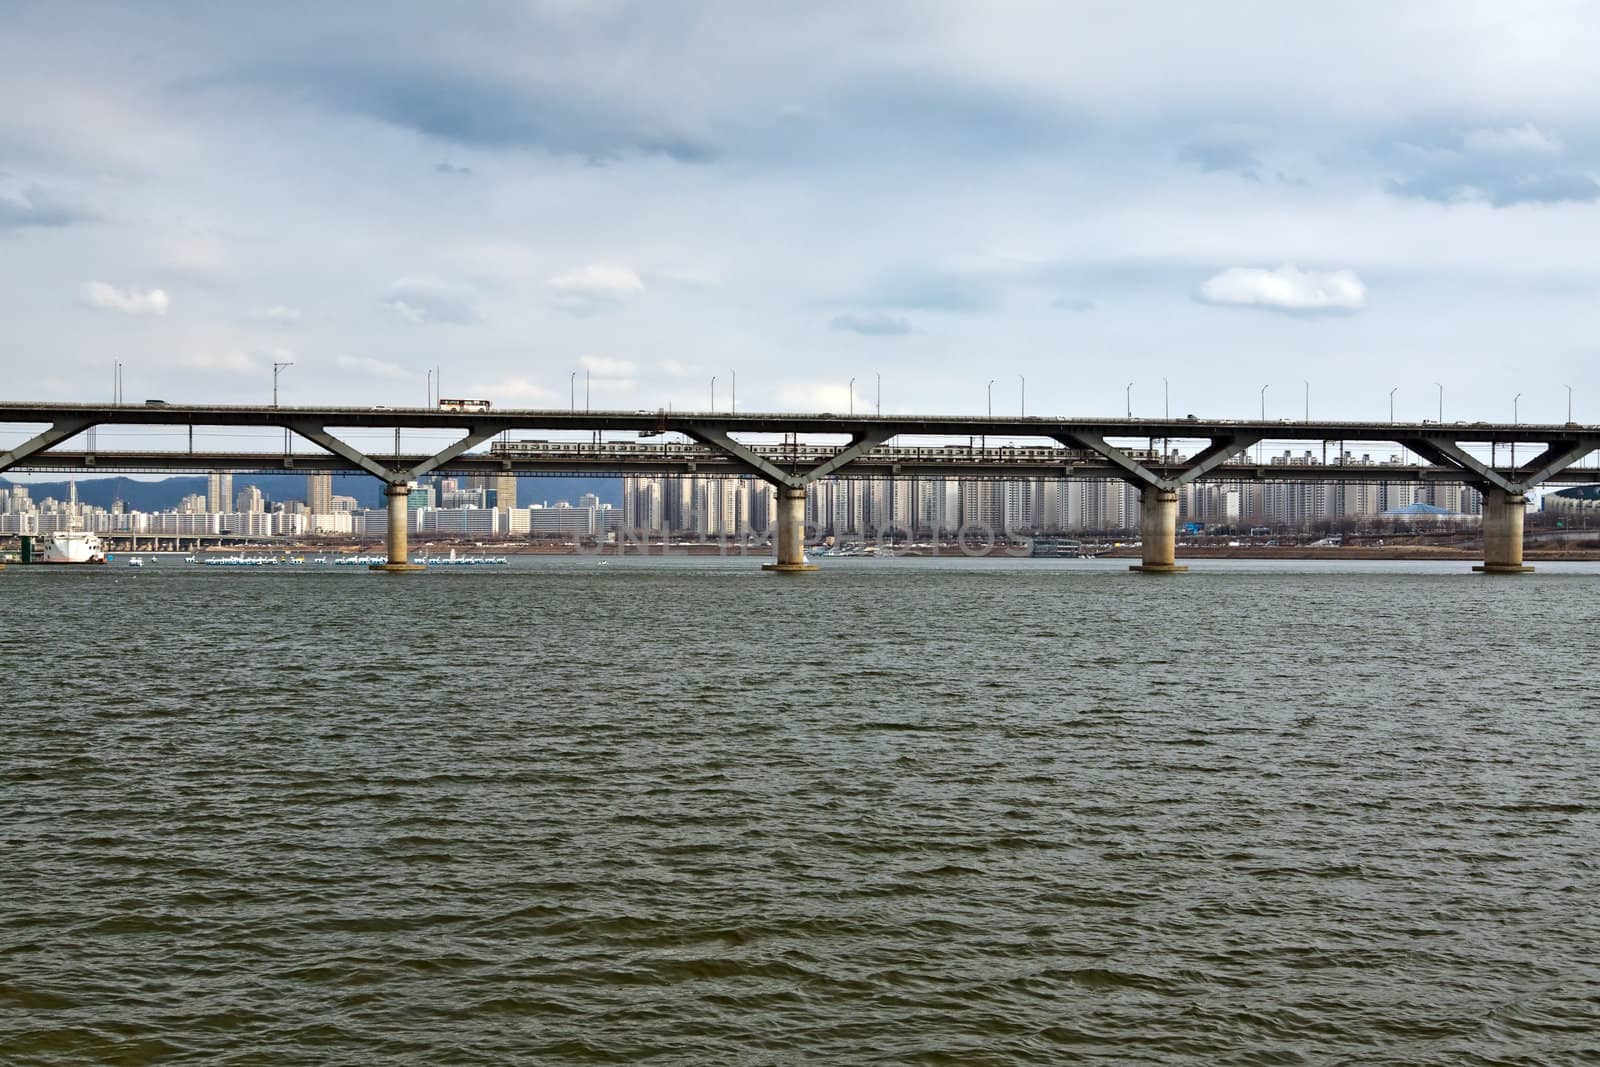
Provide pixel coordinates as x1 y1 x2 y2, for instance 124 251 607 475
876 372 881 416
732 370 737 414
1389 387 1397 424
987 379 995 418
1020 374 1026 418
849 376 855 416
1303 380 1310 422
569 371 576 412
1163 377 1169 419
1260 383 1268 421
1435 382 1443 423
426 368 432 407
1566 384 1573 423
1125 381 1133 418
273 360 294 408
710 375 717 412
1513 392 1522 468
586 369 591 412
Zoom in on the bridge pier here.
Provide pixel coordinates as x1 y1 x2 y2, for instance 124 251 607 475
371 483 426 573
762 486 817 572
1130 488 1187 573
1474 488 1533 574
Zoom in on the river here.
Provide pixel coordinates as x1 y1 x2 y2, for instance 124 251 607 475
3 556 1597 1063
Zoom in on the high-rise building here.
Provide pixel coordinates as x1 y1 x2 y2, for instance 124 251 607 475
207 472 233 514
236 485 265 513
307 473 333 515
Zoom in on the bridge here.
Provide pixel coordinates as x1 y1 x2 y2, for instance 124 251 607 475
3 401 1598 574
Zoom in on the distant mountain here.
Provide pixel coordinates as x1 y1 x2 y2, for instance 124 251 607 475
0 473 623 511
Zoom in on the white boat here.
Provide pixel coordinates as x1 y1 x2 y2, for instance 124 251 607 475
43 531 108 564
127 556 146 568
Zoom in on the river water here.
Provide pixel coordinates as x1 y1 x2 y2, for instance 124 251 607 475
3 556 1598 1064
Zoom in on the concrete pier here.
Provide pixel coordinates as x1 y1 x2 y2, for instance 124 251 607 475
1474 488 1534 574
1130 488 1187 573
371 483 426 573
762 486 818 572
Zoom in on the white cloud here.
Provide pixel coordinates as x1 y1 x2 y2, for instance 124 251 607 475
469 377 558 406
382 277 480 325
1196 264 1366 313
548 263 644 315
79 281 170 316
1462 123 1561 156
658 359 699 377
176 350 255 375
579 354 637 376
248 305 302 325
335 354 409 380
777 381 857 412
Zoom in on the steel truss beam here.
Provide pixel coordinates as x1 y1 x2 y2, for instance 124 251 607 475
683 426 894 488
0 418 94 476
284 420 507 485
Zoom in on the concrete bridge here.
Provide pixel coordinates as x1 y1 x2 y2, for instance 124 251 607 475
3 401 1597 574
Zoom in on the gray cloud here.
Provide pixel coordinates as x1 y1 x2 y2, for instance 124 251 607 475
0 184 96 230
206 62 717 164
1177 128 1267 180
1378 124 1600 207
831 311 912 336
382 277 480 325
866 270 998 314
433 161 472 176
1051 297 1096 312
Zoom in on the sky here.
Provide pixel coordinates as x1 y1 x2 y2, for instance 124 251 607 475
3 0 1599 427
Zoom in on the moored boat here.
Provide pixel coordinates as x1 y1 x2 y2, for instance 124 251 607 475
43 531 108 564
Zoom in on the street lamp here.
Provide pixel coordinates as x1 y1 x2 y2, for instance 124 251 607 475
1303 380 1310 422
876 371 881 416
569 371 576 412
1514 392 1522 424
987 379 995 418
710 375 717 412
1435 382 1443 423
732 370 737 414
1020 374 1026 418
1566 383 1573 423
1163 377 1169 419
1388 387 1397 424
586 369 591 412
272 360 294 408
1260 383 1268 421
1125 381 1133 418
849 376 856 416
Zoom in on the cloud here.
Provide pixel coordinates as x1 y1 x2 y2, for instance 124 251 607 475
433 161 472 175
1196 265 1366 314
658 359 699 377
335 354 409 380
248 305 302 325
830 311 913 336
469 377 558 405
1380 123 1600 207
1178 126 1269 180
868 270 997 313
213 62 716 164
1051 297 1096 312
0 184 97 230
172 350 256 375
579 355 636 376
382 277 480 324
79 282 170 316
778 381 856 412
548 262 644 315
